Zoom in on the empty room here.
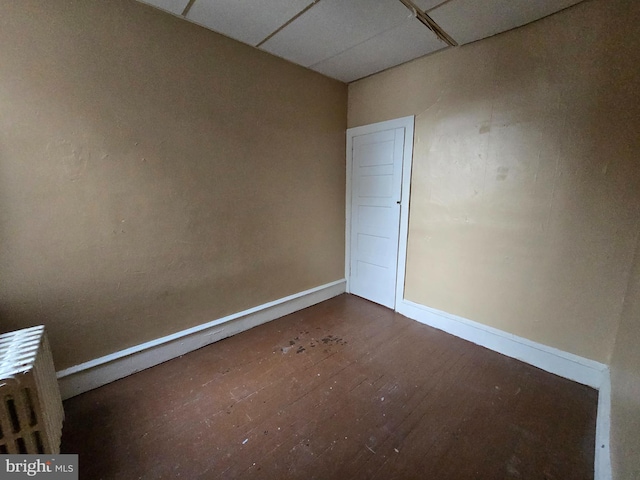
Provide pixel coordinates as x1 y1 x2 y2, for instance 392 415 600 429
0 0 638 478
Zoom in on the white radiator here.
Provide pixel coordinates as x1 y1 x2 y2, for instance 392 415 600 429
0 325 64 454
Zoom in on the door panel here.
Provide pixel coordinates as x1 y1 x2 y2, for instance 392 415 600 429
349 127 404 309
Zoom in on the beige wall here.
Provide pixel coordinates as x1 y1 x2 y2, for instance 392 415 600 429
610 233 640 479
348 0 640 363
0 0 347 369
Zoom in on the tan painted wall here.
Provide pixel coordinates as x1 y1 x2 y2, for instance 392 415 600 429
0 0 347 370
611 234 640 480
348 0 640 363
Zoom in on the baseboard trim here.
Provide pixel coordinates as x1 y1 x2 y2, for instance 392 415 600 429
595 369 612 480
57 279 346 400
396 299 608 389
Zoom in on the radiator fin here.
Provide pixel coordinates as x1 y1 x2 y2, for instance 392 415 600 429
0 326 64 454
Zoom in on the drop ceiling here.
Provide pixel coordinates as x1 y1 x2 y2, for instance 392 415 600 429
138 0 585 83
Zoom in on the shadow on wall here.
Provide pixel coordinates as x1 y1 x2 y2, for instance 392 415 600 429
0 0 345 369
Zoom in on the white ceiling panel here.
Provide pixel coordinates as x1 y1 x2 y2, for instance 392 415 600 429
414 0 448 11
312 17 447 82
138 0 190 16
260 0 415 68
429 0 585 45
136 0 587 84
187 0 314 47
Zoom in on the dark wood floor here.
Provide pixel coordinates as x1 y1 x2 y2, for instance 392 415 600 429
61 294 597 479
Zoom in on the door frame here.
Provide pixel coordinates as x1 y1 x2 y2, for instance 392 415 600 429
345 115 415 310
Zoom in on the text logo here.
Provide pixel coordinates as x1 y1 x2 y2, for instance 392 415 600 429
0 455 78 479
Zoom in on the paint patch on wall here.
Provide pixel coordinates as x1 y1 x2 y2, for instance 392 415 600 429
479 124 491 135
496 166 509 181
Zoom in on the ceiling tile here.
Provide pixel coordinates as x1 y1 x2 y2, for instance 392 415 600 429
413 0 449 11
429 0 585 45
137 0 190 15
312 17 447 83
187 0 314 46
260 0 414 67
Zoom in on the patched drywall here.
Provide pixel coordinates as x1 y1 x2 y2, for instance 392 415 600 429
348 0 640 363
0 0 347 369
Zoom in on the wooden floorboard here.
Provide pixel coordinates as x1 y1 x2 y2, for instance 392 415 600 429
61 294 597 479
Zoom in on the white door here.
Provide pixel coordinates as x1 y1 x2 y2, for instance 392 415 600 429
348 126 406 309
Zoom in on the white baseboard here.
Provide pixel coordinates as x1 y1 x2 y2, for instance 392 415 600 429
397 299 608 388
57 279 346 400
595 369 612 480
396 299 611 480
